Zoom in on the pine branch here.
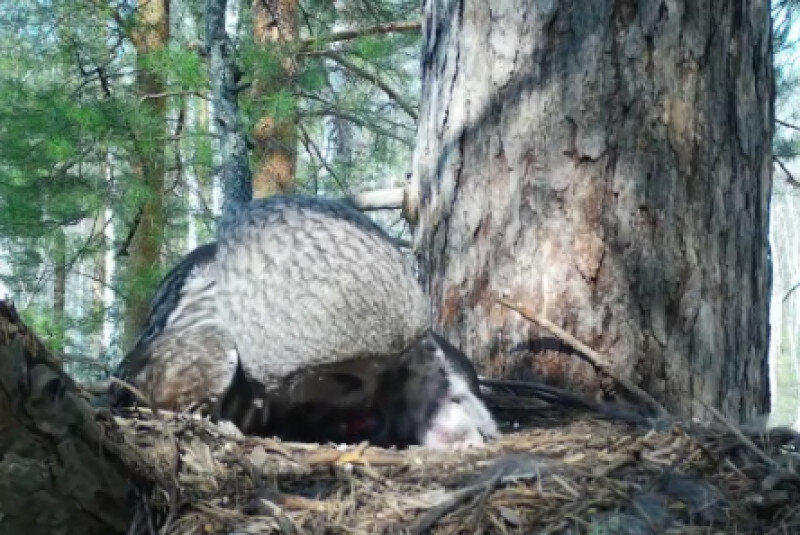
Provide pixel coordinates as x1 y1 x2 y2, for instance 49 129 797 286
301 21 420 48
300 108 413 146
297 123 350 194
311 51 418 120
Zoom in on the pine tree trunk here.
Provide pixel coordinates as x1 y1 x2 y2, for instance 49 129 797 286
412 0 773 422
251 0 298 197
124 0 169 347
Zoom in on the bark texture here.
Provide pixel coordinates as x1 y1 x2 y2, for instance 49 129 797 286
412 0 772 421
251 0 298 197
125 0 169 347
0 302 132 534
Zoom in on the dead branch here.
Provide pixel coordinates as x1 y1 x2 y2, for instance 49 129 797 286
773 155 800 188
776 118 800 132
700 401 779 470
349 187 405 211
301 21 420 49
497 298 671 420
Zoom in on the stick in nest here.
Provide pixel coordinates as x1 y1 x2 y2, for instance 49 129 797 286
497 298 671 421
109 376 160 416
408 454 547 534
700 401 779 470
408 469 503 534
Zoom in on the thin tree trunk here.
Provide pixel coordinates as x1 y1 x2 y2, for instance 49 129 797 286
208 0 253 212
251 0 298 197
53 227 67 351
91 169 108 356
413 1 772 422
124 0 170 348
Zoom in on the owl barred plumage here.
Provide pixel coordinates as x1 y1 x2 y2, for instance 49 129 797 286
109 243 238 411
215 196 430 395
109 196 498 448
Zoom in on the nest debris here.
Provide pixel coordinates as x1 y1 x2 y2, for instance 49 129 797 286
104 404 800 535
2 298 797 534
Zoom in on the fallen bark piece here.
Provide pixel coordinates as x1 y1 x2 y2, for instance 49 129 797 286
0 302 133 535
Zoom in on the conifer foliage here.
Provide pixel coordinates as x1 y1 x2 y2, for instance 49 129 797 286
0 0 421 379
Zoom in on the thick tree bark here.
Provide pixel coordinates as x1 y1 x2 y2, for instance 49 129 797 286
251 0 298 197
124 0 169 348
0 302 132 534
413 1 772 422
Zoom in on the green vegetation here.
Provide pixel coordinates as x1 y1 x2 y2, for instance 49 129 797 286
0 0 421 378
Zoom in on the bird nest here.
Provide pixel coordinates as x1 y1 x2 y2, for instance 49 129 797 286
2 299 798 534
107 405 800 535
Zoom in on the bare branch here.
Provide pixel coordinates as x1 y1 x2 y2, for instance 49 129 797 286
297 123 350 194
773 155 800 188
139 91 210 102
300 106 414 146
784 281 800 303
700 402 779 470
301 21 420 48
497 298 671 420
350 188 404 211
776 118 800 132
117 206 144 258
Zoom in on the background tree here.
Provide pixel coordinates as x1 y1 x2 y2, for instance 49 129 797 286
123 0 170 346
412 0 773 422
249 0 300 196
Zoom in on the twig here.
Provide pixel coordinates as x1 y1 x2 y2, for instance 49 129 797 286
139 90 210 102
776 118 800 132
299 107 414 145
117 206 144 257
700 401 779 469
497 298 671 420
109 376 157 414
783 280 800 303
773 155 800 188
297 123 351 194
409 471 502 534
301 21 420 48
310 51 418 120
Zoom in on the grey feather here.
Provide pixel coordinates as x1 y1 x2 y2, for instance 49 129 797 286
215 196 430 394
